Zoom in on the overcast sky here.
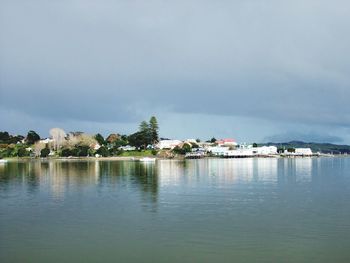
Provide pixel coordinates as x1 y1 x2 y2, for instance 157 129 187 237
1 0 349 143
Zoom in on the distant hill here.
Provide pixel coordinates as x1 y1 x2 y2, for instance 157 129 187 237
261 141 350 154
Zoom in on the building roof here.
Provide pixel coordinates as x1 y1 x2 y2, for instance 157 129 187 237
216 138 237 144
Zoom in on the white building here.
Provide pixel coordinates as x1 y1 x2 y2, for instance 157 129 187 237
224 149 254 157
184 139 198 144
39 138 54 144
222 146 278 157
283 148 313 156
295 148 313 156
251 146 278 155
119 145 136 151
207 146 230 156
156 140 182 150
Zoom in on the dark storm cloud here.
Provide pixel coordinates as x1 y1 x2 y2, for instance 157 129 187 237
1 0 350 140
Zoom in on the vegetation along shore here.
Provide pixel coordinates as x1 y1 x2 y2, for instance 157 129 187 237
1 116 349 161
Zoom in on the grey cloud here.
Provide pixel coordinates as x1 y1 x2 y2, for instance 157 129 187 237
1 0 350 141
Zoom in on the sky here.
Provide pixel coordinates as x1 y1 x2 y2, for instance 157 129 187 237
1 0 350 143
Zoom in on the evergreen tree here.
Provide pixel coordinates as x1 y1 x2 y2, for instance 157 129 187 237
26 130 40 145
149 116 159 144
139 121 149 133
139 120 151 146
94 133 105 145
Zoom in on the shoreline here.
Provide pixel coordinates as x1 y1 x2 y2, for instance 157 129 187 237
2 154 349 162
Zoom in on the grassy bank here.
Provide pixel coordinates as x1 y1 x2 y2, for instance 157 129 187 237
118 150 156 157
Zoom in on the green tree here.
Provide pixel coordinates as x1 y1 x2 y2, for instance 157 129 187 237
172 146 183 154
40 147 50 157
0 131 10 143
63 145 90 157
17 147 28 157
183 143 191 153
128 131 148 149
95 133 105 146
149 116 159 144
210 137 217 143
139 120 151 147
139 121 149 133
78 145 90 156
11 145 29 157
26 130 40 145
70 147 79 156
96 146 109 157
60 148 72 157
252 143 258 148
287 148 296 153
172 143 191 155
9 135 24 144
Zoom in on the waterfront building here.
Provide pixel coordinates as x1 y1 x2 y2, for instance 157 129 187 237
156 140 182 150
295 148 313 156
207 146 230 156
119 145 136 151
224 149 254 158
251 146 278 155
216 138 238 147
283 148 313 156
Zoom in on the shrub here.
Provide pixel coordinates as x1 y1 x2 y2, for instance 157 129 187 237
40 148 50 158
96 146 109 157
17 147 28 157
76 145 89 157
287 148 296 153
182 143 191 153
60 148 72 157
116 149 124 156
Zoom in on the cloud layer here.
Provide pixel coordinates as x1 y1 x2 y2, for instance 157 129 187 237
1 1 349 142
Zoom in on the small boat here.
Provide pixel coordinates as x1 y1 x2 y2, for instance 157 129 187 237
139 157 156 162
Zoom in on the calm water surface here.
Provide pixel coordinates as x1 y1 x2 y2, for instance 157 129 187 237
1 158 350 263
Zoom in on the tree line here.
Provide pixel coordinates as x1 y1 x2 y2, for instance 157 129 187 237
0 116 159 158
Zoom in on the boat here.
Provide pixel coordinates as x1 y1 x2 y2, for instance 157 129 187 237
139 157 156 162
0 159 8 163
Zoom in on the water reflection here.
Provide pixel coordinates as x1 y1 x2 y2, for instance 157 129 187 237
0 160 159 204
158 158 280 186
1 158 350 263
276 158 313 186
1 158 349 201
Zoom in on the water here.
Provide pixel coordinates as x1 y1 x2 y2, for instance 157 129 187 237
1 158 350 263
